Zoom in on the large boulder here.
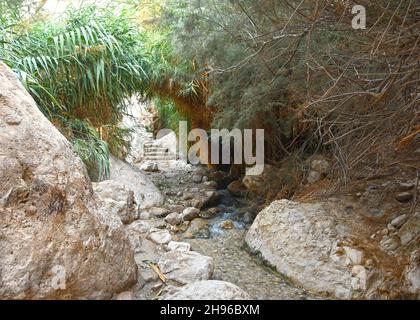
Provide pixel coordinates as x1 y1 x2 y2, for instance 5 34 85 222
0 63 137 299
245 199 363 299
109 155 164 209
93 180 138 224
158 251 214 285
164 280 250 300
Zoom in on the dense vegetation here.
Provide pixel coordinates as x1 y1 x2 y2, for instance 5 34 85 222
1 2 149 180
1 0 418 192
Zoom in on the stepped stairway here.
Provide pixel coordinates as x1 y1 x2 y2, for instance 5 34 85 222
142 132 178 162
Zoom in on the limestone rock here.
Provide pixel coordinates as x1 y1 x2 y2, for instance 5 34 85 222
184 218 210 239
158 251 214 285
128 220 153 235
164 280 250 300
343 247 364 265
165 212 181 226
167 241 191 253
141 161 159 172
109 155 164 209
181 207 200 221
0 63 137 299
150 229 172 245
245 199 358 299
93 180 138 224
140 207 170 218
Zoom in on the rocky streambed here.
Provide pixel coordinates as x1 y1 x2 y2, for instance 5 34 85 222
135 160 316 300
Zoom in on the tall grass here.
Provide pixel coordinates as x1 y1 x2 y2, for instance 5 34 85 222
0 4 150 181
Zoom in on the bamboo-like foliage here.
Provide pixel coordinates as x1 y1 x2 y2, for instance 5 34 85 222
0 4 149 181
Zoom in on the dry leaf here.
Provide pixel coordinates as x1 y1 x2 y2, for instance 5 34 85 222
149 263 166 283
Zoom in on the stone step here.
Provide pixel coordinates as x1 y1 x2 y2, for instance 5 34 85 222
145 147 170 152
143 155 178 161
145 153 173 158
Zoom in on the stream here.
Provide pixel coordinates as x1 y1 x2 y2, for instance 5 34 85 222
149 162 316 300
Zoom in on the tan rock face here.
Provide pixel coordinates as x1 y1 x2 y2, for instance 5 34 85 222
0 63 137 299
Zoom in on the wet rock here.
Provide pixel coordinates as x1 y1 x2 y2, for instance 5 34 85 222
158 251 214 285
164 280 250 300
93 180 138 224
203 181 218 189
165 212 181 226
202 191 222 208
395 192 413 203
181 207 200 221
150 229 172 245
0 63 137 299
227 180 247 197
200 207 220 219
185 218 210 239
242 212 255 224
167 241 191 253
220 220 235 230
202 176 209 182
